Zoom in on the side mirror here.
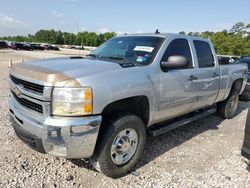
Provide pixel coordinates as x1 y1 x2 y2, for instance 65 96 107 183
161 55 188 70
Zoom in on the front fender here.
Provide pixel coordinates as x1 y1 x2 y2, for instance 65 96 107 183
77 66 156 121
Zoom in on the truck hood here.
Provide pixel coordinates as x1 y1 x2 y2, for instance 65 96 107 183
11 57 122 87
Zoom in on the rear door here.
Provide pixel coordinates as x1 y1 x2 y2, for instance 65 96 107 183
192 40 220 108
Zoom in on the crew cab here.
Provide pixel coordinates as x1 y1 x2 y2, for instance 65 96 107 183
8 33 248 178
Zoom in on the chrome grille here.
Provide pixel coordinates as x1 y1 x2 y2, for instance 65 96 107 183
11 90 43 114
10 75 44 94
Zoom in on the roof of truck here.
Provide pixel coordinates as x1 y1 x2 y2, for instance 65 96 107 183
118 33 175 38
117 33 210 42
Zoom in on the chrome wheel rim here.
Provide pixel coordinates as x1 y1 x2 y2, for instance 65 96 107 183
111 128 138 165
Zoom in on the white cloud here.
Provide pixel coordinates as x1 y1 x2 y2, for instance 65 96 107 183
53 0 78 2
0 12 26 26
115 31 128 35
51 11 64 19
81 27 86 31
68 0 78 1
203 23 233 32
98 27 110 33
0 12 30 36
177 23 235 34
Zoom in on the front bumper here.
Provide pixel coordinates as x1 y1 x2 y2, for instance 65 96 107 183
9 95 102 158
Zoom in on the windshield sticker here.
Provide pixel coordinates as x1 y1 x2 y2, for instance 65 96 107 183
136 56 144 62
134 46 154 53
136 54 149 63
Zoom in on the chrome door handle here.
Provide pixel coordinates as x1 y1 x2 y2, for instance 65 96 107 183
213 72 219 77
188 75 198 81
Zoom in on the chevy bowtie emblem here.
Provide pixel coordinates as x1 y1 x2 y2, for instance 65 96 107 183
13 87 21 97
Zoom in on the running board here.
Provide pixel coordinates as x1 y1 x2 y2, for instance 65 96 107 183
148 107 217 137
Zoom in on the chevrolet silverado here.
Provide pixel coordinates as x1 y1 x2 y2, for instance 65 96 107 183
8 33 248 178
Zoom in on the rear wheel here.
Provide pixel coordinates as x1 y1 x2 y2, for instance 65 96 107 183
218 90 239 119
91 114 146 178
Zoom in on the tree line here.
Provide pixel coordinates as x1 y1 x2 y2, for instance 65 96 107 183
0 22 250 56
0 30 116 47
179 22 250 56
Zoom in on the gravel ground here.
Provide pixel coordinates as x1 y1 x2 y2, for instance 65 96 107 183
0 49 250 187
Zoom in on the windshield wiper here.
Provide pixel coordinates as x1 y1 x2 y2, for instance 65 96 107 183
86 54 99 59
99 56 127 62
91 55 143 67
101 56 146 67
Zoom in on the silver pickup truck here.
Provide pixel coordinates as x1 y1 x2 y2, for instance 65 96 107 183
8 33 248 178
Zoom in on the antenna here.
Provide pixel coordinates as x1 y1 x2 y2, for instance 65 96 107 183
155 29 160 34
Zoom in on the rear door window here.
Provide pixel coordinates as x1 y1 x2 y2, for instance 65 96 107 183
194 40 214 68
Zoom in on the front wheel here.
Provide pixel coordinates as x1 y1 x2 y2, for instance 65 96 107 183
218 90 239 119
91 114 146 178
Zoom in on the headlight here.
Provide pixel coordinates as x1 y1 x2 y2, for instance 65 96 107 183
52 87 92 116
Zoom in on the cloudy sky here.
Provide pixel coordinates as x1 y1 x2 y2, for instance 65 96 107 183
0 0 250 37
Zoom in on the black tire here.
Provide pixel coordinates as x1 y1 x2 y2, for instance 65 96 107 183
91 113 146 178
218 90 239 119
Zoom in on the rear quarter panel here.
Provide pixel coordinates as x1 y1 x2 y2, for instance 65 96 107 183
215 63 248 103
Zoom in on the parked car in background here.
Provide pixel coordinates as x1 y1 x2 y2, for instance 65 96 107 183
242 103 250 161
217 55 240 64
230 56 240 62
30 44 45 50
84 46 97 51
237 56 250 100
218 56 230 64
6 41 13 48
0 41 9 49
75 45 84 50
68 45 84 50
11 43 33 51
44 45 59 51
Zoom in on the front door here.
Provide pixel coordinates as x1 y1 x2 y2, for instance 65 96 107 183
157 38 197 121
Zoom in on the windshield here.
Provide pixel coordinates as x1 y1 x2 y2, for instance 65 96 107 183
89 36 164 65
